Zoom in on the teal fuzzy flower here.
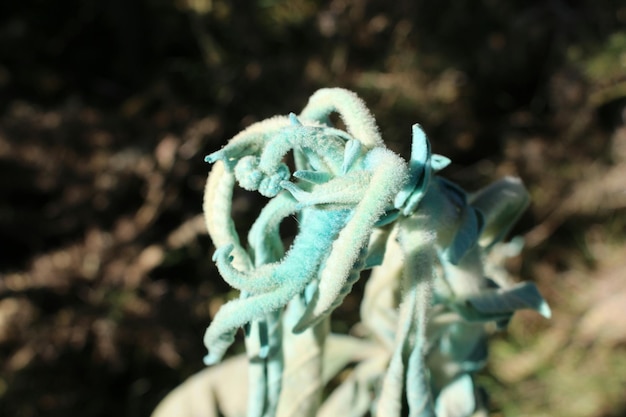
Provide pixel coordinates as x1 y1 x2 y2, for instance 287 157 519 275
203 90 411 365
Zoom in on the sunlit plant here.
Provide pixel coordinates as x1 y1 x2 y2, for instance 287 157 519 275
153 88 550 417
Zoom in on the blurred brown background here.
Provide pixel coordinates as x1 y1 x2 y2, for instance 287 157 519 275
0 1 625 416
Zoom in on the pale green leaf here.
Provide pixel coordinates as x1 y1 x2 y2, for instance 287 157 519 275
435 374 476 417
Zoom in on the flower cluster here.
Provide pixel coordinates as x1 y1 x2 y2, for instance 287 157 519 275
201 88 550 417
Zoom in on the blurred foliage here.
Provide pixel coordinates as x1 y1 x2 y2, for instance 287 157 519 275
0 0 625 416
